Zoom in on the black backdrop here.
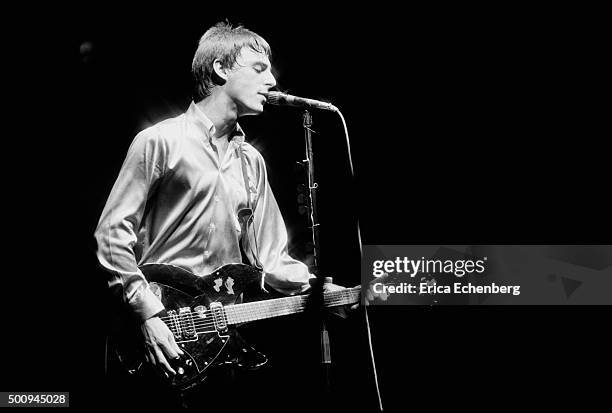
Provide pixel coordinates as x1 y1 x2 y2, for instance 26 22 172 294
4 4 609 411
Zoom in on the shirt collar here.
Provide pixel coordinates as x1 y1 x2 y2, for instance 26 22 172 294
188 101 245 145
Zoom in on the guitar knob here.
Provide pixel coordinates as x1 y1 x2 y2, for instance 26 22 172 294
177 367 184 375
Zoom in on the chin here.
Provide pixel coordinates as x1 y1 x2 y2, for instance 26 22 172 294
238 103 264 117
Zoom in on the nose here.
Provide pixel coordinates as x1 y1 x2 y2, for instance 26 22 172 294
265 70 277 89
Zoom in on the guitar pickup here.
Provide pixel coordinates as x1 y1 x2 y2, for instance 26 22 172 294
178 307 197 341
209 302 228 334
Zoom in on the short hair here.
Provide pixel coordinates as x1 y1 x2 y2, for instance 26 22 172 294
192 22 272 102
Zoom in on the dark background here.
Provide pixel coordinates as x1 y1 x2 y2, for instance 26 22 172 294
5 3 609 411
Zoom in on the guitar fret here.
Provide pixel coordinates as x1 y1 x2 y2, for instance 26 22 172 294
225 287 360 325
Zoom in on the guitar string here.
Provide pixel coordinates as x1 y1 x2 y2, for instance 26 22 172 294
157 288 360 324
157 291 360 334
169 303 357 335
162 299 359 328
157 289 360 326
165 298 360 334
161 292 361 334
159 288 360 319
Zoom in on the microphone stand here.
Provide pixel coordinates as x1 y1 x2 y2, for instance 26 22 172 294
302 110 332 395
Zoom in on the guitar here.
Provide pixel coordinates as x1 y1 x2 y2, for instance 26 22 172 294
111 263 360 390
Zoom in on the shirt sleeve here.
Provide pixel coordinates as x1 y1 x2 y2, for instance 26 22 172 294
94 128 167 321
246 151 315 295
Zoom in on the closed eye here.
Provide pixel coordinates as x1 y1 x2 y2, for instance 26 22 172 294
253 63 269 73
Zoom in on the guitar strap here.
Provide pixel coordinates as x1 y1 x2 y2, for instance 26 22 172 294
237 143 253 211
237 143 264 274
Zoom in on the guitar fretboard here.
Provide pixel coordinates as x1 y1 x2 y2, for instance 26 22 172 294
224 287 360 325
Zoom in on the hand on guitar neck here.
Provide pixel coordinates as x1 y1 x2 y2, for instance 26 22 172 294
355 274 391 309
319 279 388 314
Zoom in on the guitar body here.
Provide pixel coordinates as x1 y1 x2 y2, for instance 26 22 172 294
111 263 267 390
110 263 360 391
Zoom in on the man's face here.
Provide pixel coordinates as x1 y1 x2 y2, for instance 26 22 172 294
224 48 276 116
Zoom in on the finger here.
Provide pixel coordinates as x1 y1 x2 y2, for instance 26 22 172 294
337 305 348 318
153 345 176 375
350 303 359 311
168 334 184 357
366 289 374 302
163 344 179 361
378 273 391 283
145 348 156 367
159 336 179 360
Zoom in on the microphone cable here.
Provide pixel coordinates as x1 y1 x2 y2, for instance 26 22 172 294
336 108 384 412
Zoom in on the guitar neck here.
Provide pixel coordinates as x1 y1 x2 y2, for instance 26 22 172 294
224 287 360 325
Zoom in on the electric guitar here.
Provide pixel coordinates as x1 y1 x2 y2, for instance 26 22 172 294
111 263 360 390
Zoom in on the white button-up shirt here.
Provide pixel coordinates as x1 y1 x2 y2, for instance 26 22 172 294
95 102 313 320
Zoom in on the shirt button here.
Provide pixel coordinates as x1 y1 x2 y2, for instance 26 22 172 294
214 195 220 203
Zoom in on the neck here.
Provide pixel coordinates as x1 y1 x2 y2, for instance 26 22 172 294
195 92 238 141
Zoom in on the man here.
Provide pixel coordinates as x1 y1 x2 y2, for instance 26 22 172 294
95 21 349 396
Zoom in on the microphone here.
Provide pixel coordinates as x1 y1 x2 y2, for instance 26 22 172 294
263 91 338 112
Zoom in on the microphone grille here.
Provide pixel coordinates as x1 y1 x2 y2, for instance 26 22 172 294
264 91 283 106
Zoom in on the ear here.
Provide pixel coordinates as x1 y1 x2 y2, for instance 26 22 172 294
213 59 231 82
